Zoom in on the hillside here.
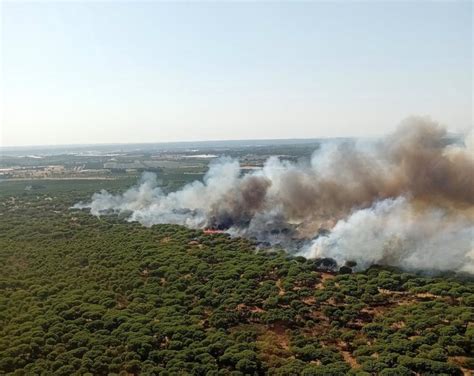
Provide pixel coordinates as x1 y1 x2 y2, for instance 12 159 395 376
1 188 473 375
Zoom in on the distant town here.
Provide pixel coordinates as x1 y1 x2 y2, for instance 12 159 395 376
0 140 322 181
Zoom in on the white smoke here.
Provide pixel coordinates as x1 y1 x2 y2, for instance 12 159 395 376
304 197 474 273
75 118 474 274
75 159 243 228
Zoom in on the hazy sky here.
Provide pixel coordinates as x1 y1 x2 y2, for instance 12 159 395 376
1 1 472 147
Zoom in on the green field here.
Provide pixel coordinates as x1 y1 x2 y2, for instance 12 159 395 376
0 179 135 198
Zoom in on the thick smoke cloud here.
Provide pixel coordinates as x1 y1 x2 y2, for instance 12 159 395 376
307 197 473 274
75 117 474 273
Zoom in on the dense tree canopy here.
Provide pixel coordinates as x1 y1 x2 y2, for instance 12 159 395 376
1 184 473 375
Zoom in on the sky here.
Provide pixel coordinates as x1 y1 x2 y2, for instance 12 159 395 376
1 1 472 147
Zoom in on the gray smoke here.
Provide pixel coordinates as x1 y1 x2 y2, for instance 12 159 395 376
75 117 474 273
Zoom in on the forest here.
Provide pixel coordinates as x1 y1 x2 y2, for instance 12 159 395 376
0 181 473 375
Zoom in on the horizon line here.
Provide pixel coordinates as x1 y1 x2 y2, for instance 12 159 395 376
0 135 372 150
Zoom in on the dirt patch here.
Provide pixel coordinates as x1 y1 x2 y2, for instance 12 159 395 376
310 309 330 323
302 296 316 305
276 279 285 296
397 299 417 306
236 303 264 313
361 306 389 318
268 323 290 350
321 272 335 282
341 350 359 368
378 288 408 295
314 273 335 290
449 356 472 376
416 292 441 299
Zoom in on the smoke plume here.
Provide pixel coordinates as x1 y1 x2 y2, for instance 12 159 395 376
75 117 474 273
